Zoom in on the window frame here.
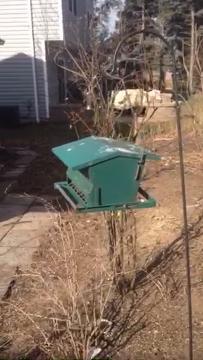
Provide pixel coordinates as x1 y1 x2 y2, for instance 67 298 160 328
73 0 77 16
69 0 73 12
69 0 77 16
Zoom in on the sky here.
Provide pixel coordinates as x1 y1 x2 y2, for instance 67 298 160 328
97 0 125 34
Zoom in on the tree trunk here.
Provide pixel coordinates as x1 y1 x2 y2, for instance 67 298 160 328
140 1 145 44
159 51 165 91
189 4 195 95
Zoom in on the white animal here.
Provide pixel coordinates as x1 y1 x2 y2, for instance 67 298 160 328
110 89 162 111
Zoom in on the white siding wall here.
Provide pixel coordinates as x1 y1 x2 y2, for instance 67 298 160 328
0 0 92 120
0 1 35 118
0 0 63 120
31 0 63 117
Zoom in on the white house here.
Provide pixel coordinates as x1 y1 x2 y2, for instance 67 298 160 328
0 0 93 123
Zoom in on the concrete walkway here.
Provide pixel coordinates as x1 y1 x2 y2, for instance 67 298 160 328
0 194 54 298
0 147 56 298
0 147 36 200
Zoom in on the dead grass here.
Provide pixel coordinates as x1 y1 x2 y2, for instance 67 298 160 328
0 209 148 360
1 200 203 360
180 93 203 134
136 93 203 145
1 107 203 359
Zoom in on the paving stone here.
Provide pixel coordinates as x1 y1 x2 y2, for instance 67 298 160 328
2 194 35 207
18 205 55 230
0 205 28 239
14 164 27 170
0 195 35 240
10 146 29 152
0 264 16 298
15 150 36 157
0 229 40 254
0 204 27 225
15 156 36 166
0 195 55 299
1 168 25 179
0 181 16 200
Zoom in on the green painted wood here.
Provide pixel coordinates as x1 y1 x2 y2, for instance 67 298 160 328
52 136 160 170
52 136 159 212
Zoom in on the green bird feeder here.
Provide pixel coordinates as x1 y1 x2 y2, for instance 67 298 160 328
52 136 160 213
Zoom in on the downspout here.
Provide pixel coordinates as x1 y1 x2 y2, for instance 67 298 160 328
59 0 67 103
28 0 40 123
43 43 50 119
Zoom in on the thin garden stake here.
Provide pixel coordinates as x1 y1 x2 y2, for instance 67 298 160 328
171 49 193 360
110 29 193 360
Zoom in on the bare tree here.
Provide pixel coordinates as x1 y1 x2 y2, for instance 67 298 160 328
189 3 195 95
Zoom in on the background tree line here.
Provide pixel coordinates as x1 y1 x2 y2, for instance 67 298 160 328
98 0 203 95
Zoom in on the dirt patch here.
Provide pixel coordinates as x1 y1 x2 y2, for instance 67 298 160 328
0 121 76 196
0 122 203 359
1 207 203 359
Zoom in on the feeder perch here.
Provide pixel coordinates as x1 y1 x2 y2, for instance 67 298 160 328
52 136 160 213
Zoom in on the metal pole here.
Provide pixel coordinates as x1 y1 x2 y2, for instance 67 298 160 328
171 50 193 360
110 29 193 360
28 0 40 123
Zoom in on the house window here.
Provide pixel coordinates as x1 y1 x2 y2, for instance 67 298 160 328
69 0 77 16
73 0 77 16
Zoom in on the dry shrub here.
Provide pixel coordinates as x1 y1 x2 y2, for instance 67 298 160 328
187 93 203 125
1 209 146 360
105 211 137 279
181 93 203 135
